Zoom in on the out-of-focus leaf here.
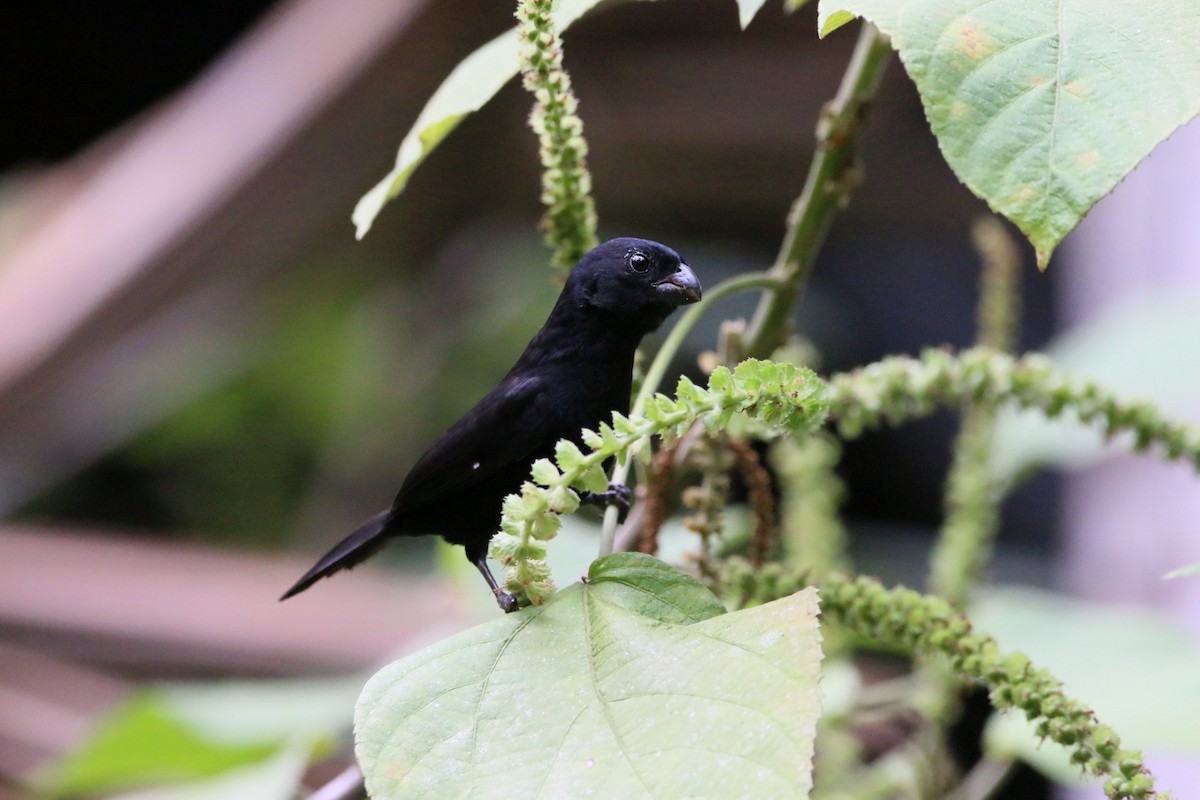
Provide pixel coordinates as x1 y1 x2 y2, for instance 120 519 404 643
159 678 361 746
1165 563 1200 580
33 693 277 798
990 289 1200 480
736 0 770 28
972 587 1200 783
816 0 1200 267
356 553 822 799
108 744 309 800
352 0 607 239
34 679 360 798
353 0 790 237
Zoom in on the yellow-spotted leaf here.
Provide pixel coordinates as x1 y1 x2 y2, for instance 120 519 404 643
818 0 1200 267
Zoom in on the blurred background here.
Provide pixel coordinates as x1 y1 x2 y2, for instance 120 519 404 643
1 0 1197 798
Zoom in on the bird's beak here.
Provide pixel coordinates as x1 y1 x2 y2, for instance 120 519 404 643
654 263 702 305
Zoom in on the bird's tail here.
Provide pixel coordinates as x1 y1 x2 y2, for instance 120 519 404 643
279 509 392 600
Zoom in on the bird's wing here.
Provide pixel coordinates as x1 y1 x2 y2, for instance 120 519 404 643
390 373 559 513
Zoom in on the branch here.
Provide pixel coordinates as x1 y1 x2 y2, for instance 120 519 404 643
742 23 893 359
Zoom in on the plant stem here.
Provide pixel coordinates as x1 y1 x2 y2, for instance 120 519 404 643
930 218 1022 607
742 23 892 359
772 434 849 577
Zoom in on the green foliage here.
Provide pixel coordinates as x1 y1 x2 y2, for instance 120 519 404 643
355 553 822 800
817 0 1200 267
334 2 1200 798
821 575 1163 800
771 434 849 577
32 679 358 798
993 288 1200 479
488 359 827 607
33 692 276 798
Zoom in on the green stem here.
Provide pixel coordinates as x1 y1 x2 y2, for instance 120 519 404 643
930 218 1022 607
772 435 850 578
742 23 892 359
596 271 783 557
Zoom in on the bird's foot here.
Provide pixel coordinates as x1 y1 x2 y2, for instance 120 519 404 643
580 482 632 521
494 590 520 614
474 555 522 614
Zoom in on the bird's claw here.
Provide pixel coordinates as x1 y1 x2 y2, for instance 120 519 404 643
495 590 520 614
580 482 632 521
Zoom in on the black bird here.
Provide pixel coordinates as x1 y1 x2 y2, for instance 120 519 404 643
281 238 701 612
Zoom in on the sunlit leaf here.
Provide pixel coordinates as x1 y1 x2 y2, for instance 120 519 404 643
356 553 822 799
817 0 1200 267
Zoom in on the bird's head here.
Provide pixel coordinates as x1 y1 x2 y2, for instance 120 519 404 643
568 238 702 325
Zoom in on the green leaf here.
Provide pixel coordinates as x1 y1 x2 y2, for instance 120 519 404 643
531 458 561 486
581 427 604 449
555 439 587 470
736 0 770 29
577 463 611 493
971 587 1200 782
356 553 822 799
107 745 309 800
33 692 277 797
34 679 359 798
583 552 728 623
1165 563 1200 580
353 0 608 238
816 0 1200 267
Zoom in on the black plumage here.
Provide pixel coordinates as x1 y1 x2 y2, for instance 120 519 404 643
281 238 701 611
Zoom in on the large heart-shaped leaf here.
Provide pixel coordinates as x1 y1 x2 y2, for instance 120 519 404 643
355 553 822 799
818 0 1200 267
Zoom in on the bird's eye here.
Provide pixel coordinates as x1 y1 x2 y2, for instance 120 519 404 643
628 253 649 273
